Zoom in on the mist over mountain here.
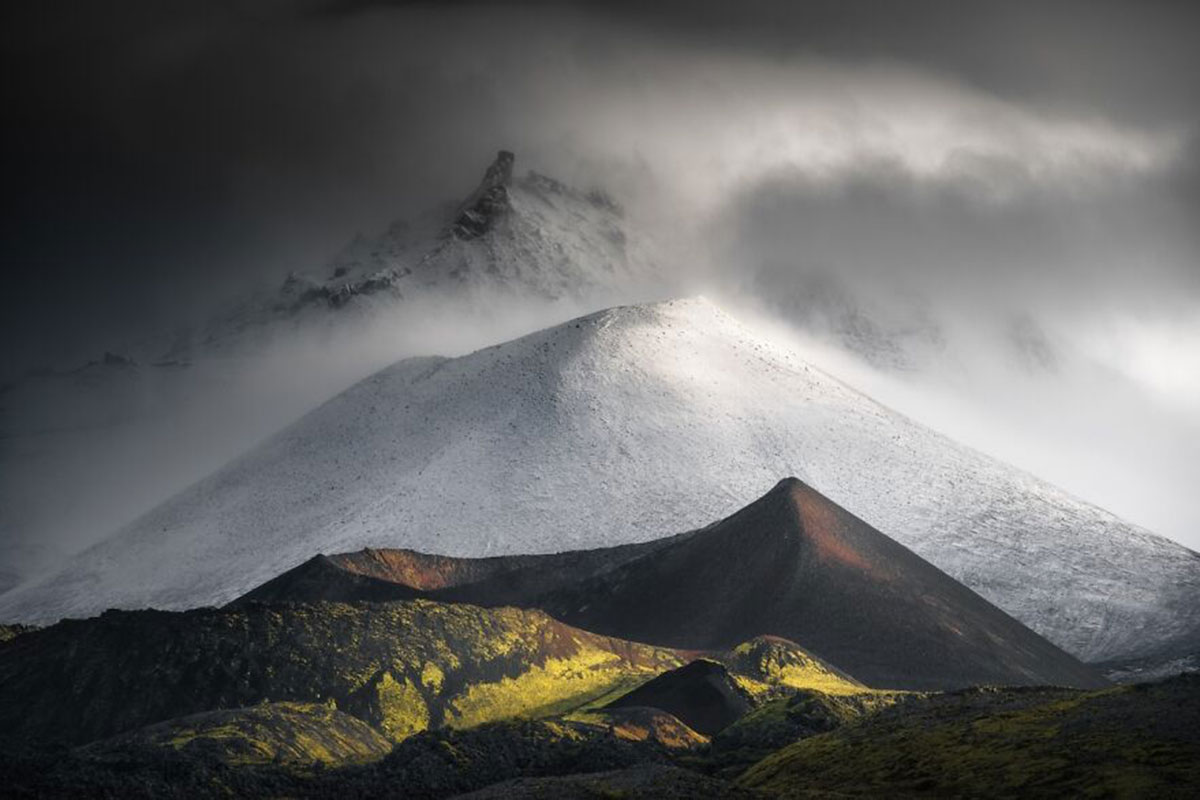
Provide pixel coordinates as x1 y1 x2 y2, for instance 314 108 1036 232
0 151 674 588
3 5 1199 795
4 299 1194 676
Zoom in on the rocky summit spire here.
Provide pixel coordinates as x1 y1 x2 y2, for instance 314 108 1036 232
451 150 515 239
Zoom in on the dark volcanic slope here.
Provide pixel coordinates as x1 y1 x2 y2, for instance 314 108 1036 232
235 536 685 607
239 479 1106 691
0 600 683 746
522 479 1108 690
606 660 754 736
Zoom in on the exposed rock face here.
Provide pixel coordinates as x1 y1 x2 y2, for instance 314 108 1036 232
484 149 515 187
452 150 516 239
275 150 522 311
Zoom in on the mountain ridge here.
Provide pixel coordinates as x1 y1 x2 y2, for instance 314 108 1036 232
2 298 1195 671
235 478 1108 691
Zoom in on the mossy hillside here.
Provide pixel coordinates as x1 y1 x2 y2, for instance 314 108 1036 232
671 636 903 774
349 670 431 741
7 676 1195 798
723 636 871 699
0 715 680 799
80 701 391 767
445 641 673 729
738 674 1200 798
0 599 682 746
721 689 905 743
701 687 910 777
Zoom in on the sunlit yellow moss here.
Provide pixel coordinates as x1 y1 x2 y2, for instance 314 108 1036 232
566 678 662 715
727 637 875 697
421 661 445 695
152 702 391 767
373 672 430 741
444 645 669 729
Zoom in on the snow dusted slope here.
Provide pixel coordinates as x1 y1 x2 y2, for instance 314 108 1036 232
0 151 669 590
3 298 1196 665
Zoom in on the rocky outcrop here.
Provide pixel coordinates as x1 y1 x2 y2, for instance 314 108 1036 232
452 150 515 239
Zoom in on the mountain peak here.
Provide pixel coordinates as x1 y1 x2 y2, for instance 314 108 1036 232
452 150 516 239
486 149 516 186
771 476 807 494
571 296 738 338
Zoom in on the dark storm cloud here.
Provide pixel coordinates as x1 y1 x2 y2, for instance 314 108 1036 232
2 0 498 374
4 0 1197 376
320 0 1200 125
720 150 1200 318
602 0 1200 124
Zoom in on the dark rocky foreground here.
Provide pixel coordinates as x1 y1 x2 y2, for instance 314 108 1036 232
1 673 1195 798
1 479 1191 797
0 600 685 746
739 674 1200 798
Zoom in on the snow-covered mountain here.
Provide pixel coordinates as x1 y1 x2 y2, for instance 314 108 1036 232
165 150 666 360
3 298 1195 669
0 151 671 590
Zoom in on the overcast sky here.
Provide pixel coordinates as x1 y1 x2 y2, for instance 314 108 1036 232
4 1 1196 366
2 0 1198 547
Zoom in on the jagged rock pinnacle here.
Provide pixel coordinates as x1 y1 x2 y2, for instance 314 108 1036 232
452 150 515 239
482 149 515 188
